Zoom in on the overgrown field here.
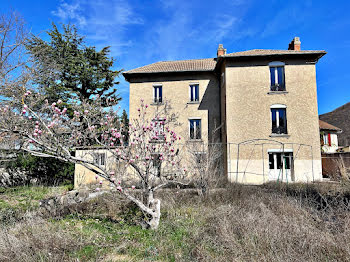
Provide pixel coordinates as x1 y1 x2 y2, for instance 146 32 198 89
1 182 350 261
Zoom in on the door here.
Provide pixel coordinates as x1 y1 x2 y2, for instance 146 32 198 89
268 152 294 182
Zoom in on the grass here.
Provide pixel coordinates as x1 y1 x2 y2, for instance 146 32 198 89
1 182 350 261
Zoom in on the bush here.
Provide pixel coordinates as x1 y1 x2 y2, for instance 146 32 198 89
3 152 74 186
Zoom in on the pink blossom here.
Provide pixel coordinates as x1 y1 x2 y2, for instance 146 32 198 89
96 187 101 192
132 185 135 189
110 171 115 175
99 180 103 185
111 177 116 182
117 186 122 191
95 175 99 180
84 110 89 115
57 99 62 104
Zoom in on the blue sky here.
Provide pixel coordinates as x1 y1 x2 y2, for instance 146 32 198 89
2 0 350 115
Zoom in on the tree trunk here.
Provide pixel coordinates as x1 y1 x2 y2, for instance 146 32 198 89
147 198 161 230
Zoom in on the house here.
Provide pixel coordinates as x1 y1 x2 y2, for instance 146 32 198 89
122 37 326 184
319 119 342 153
320 102 350 147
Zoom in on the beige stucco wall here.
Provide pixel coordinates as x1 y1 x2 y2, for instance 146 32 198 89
223 59 322 183
128 73 221 144
74 148 133 189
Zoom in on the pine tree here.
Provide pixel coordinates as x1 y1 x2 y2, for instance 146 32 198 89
121 109 129 144
26 23 121 106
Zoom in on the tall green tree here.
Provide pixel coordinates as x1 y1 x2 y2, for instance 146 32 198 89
121 109 129 144
26 23 121 106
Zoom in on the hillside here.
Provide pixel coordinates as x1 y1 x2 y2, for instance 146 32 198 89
320 102 350 146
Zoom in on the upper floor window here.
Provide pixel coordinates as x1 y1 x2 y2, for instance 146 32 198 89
151 118 165 141
189 119 201 140
322 133 331 146
271 105 287 134
189 84 199 102
269 62 285 91
153 85 162 103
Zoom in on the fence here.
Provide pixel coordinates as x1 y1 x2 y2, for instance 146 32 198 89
322 152 350 178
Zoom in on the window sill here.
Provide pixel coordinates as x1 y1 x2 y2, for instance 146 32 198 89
150 102 164 106
188 139 203 143
267 91 288 95
187 101 200 104
269 134 290 138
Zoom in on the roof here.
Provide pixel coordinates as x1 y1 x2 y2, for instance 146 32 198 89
123 58 216 74
223 49 326 58
319 120 342 132
123 49 326 77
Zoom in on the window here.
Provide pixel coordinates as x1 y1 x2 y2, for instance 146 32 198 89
152 153 161 177
189 84 199 102
94 153 106 166
151 118 165 141
195 152 206 165
153 85 162 103
271 105 287 134
269 62 285 91
323 133 331 146
269 152 293 170
189 119 201 140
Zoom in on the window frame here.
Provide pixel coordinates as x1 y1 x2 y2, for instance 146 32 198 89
151 118 166 142
189 118 202 140
270 104 287 135
94 152 106 167
153 85 163 104
189 84 200 103
269 61 286 92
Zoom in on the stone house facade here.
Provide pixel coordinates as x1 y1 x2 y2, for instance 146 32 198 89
319 120 342 153
122 37 326 184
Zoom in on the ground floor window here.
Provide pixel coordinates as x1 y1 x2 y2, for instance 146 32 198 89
268 152 294 181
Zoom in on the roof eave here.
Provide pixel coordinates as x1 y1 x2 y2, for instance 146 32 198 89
123 69 215 81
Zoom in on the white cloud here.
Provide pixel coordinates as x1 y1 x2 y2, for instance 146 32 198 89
52 1 87 27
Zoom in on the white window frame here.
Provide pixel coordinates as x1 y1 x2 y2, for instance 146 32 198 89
189 83 200 102
270 104 287 134
269 61 285 91
151 118 165 140
153 85 162 104
94 152 106 167
189 118 201 140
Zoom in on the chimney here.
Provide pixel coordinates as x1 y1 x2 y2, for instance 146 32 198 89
217 44 226 57
288 37 301 51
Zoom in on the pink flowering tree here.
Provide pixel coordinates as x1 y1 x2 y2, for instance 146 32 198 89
0 90 188 229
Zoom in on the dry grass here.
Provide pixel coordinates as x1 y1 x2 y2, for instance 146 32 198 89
1 183 350 261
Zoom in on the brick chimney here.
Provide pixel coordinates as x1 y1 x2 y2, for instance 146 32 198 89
288 37 301 51
217 44 226 57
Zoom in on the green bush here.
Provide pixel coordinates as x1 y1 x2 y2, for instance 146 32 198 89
4 153 74 186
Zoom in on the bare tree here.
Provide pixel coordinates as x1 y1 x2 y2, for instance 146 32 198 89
188 142 224 196
0 11 31 100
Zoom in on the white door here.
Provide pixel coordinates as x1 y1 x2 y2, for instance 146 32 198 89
268 152 293 182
